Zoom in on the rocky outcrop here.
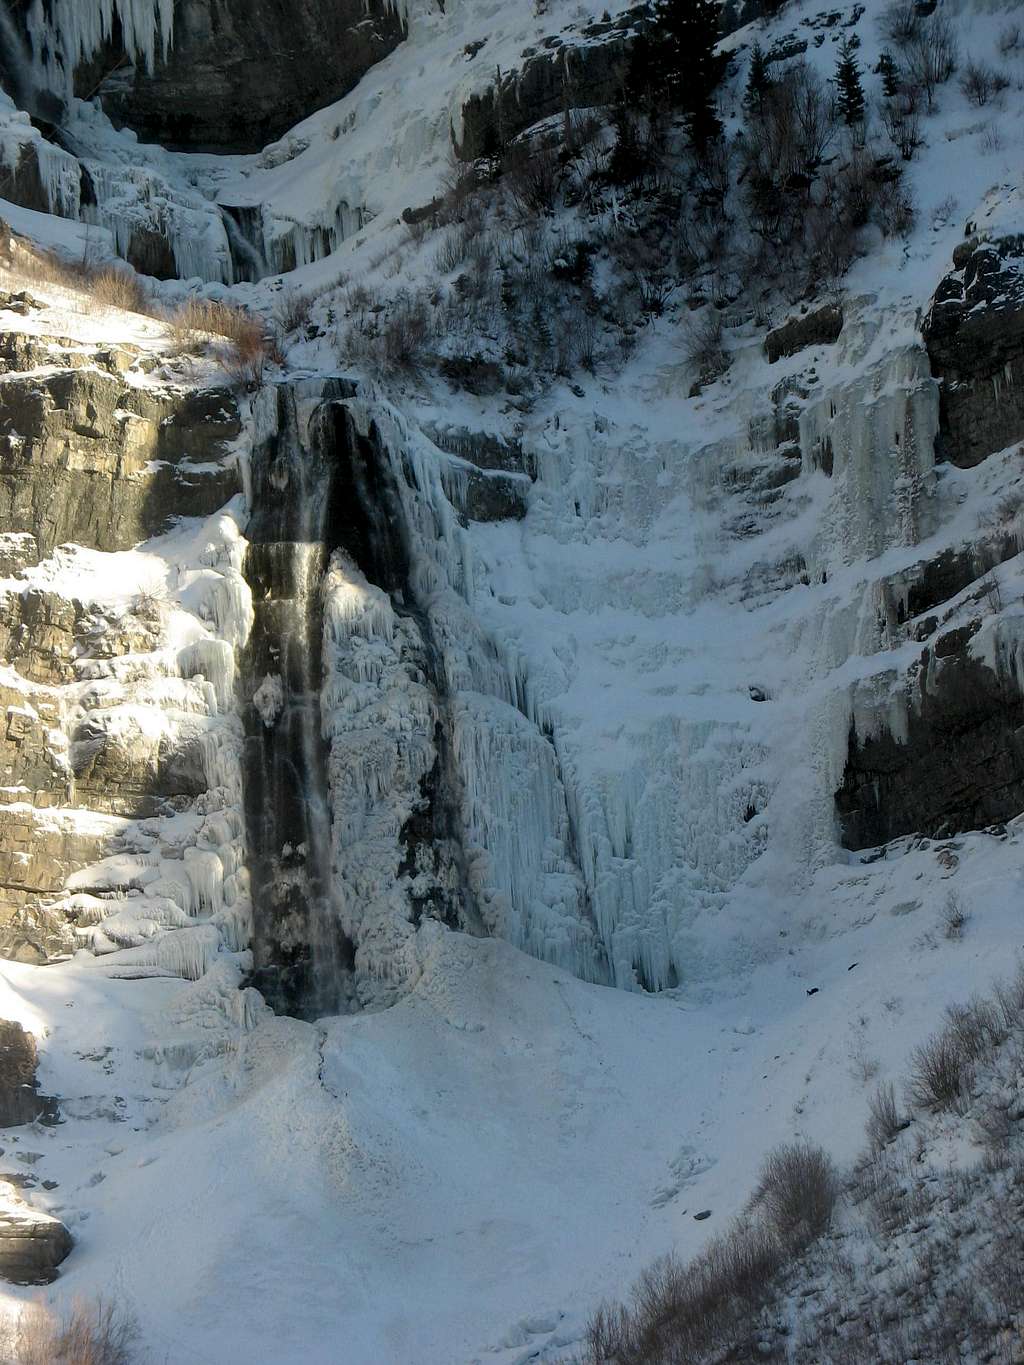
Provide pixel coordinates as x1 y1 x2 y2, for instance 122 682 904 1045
0 364 241 555
924 236 1024 468
835 624 1024 849
94 0 406 153
0 315 250 970
764 305 843 364
454 9 646 160
0 1192 72 1284
0 1021 51 1127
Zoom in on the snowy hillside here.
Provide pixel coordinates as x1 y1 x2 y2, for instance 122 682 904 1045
0 0 1023 1360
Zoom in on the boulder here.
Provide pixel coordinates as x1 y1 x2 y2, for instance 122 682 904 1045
0 1190 72 1284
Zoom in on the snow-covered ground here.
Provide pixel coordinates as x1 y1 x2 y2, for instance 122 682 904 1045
0 822 1021 1363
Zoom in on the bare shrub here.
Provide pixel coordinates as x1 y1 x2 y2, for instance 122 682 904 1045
11 1296 138 1365
751 1141 839 1247
866 1080 905 1151
993 961 1024 1032
12 245 149 315
941 889 969 939
582 1223 783 1365
905 15 960 109
503 137 562 215
907 1029 972 1110
882 99 923 159
381 296 430 373
683 310 730 385
167 297 268 385
879 0 920 48
945 995 1005 1063
960 59 999 106
275 288 313 335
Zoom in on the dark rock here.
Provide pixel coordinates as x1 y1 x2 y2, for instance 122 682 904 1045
693 1209 712 1220
765 306 844 364
455 8 647 159
459 467 530 522
836 635 1024 849
924 236 1024 467
0 1197 72 1284
0 1022 48 1127
94 0 407 153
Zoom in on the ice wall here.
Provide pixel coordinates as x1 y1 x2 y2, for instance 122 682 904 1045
26 0 175 99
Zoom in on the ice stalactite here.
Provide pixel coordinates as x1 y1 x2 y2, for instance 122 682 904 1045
26 0 175 100
801 343 940 575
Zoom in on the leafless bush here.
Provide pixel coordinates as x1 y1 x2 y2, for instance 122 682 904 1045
503 137 562 215
960 59 1000 106
866 1080 905 1151
9 1296 138 1365
166 296 269 386
882 99 923 158
582 1222 783 1365
275 288 313 335
993 961 1024 1032
907 1029 972 1110
12 245 149 314
945 995 1005 1063
751 1141 839 1247
905 15 960 109
380 296 430 373
683 310 730 385
879 0 920 48
980 122 1004 155
941 889 969 939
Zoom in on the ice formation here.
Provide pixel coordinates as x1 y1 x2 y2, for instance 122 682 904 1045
26 0 175 96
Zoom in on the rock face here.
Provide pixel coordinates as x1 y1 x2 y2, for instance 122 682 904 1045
95 0 406 152
0 1192 72 1284
924 236 1024 468
0 363 241 556
836 623 1024 850
454 9 646 160
0 313 249 969
764 305 843 364
0 1021 49 1127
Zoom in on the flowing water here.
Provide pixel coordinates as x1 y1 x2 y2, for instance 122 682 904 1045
242 387 350 1017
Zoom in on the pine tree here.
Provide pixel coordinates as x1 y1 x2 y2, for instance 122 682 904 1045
744 41 772 114
631 0 727 149
875 51 901 99
835 37 866 126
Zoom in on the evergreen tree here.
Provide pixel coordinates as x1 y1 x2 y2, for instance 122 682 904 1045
629 0 727 149
875 51 901 99
743 41 772 114
835 37 866 126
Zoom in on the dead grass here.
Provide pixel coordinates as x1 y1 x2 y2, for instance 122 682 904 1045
11 243 150 315
6 1297 138 1365
165 296 269 387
